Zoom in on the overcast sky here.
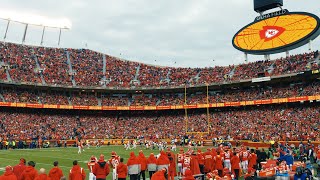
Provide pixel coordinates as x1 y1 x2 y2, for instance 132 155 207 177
0 0 320 68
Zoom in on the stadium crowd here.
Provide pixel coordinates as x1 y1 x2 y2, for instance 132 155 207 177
1 42 319 89
1 79 319 106
0 103 319 142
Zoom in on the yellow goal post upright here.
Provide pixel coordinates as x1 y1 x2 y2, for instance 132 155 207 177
184 84 210 135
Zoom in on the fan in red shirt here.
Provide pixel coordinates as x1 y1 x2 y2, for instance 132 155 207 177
127 152 140 180
48 161 63 180
116 158 128 180
190 151 201 175
34 168 50 180
13 158 26 180
203 148 213 174
214 151 224 177
197 149 204 174
248 149 257 169
182 169 194 180
167 153 176 180
93 154 110 180
147 153 157 179
156 151 170 172
230 152 241 180
69 160 86 180
137 150 147 180
0 166 17 180
21 161 38 180
151 168 167 180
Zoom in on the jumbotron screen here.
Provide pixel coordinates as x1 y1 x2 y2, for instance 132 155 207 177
232 12 320 55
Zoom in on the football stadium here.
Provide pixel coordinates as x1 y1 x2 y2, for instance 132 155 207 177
0 0 319 180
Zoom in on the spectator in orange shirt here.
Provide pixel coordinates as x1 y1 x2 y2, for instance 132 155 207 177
0 166 17 180
48 161 63 180
13 158 26 180
230 152 240 180
117 158 128 180
69 160 86 180
21 161 38 180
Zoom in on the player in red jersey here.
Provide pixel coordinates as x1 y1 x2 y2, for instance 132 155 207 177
87 155 97 180
177 148 184 177
182 153 192 175
240 147 250 173
223 149 232 172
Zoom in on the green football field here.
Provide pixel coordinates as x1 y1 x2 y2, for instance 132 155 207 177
0 146 317 180
0 145 208 180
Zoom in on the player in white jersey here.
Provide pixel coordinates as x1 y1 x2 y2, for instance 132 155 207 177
172 144 177 151
223 149 232 171
108 151 120 180
132 140 137 149
125 141 131 150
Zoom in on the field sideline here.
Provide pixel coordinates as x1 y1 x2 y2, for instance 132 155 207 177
0 145 209 180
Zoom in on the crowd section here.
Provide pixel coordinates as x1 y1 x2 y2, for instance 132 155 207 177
0 80 319 106
198 65 234 85
101 95 129 106
138 63 170 87
0 41 319 89
105 55 137 88
0 104 319 141
69 49 104 87
0 42 41 84
34 46 72 86
70 92 98 106
130 95 159 106
186 80 320 104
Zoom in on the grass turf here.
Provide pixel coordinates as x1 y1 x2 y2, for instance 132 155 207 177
0 146 317 180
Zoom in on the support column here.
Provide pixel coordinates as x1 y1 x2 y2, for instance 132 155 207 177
22 24 28 44
244 53 248 63
40 26 46 46
58 28 62 46
3 20 10 41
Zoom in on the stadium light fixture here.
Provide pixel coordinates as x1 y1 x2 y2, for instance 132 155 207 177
0 10 72 29
0 10 71 45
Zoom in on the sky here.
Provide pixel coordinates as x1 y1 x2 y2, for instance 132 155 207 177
0 0 320 68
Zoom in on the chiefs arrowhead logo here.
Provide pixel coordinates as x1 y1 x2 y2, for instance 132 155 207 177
259 26 285 41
